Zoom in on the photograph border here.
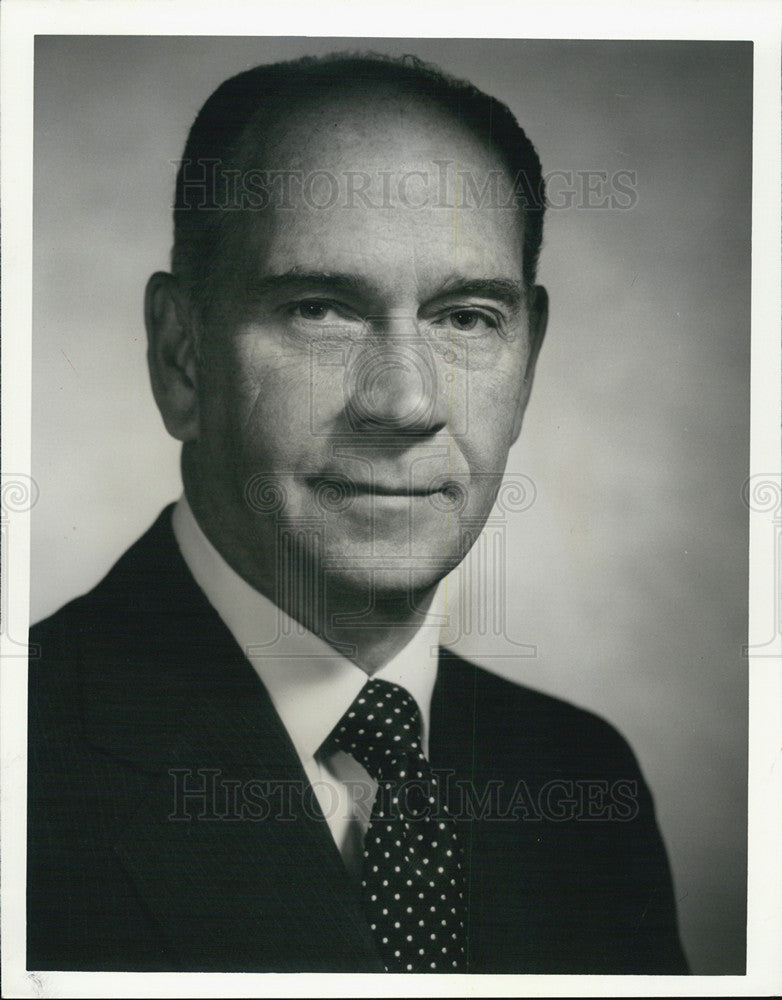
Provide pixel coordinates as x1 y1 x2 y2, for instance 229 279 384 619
2 1 780 997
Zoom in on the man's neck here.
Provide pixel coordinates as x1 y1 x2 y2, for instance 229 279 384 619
309 586 442 675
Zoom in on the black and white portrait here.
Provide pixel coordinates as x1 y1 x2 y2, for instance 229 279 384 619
2 4 780 995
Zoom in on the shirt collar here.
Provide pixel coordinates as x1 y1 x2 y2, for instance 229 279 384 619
172 496 443 762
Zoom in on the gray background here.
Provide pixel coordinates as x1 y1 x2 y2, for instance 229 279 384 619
32 36 751 974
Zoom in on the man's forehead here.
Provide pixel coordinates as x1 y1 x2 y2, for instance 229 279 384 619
243 215 524 296
241 87 514 188
224 92 525 289
230 187 524 307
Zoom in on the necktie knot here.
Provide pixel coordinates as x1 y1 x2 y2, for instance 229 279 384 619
325 679 425 781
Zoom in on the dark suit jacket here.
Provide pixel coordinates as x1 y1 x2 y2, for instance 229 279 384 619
28 507 688 973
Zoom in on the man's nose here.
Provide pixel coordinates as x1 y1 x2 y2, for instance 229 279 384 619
344 317 446 434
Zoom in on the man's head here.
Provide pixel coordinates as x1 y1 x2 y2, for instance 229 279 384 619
146 52 548 620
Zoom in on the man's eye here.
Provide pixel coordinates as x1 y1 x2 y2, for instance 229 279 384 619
447 309 496 332
296 300 332 320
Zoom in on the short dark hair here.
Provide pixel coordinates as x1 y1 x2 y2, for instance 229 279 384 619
172 52 546 317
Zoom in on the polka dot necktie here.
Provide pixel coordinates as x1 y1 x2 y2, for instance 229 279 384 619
322 678 468 973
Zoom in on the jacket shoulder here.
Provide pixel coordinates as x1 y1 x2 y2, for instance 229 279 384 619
30 505 178 636
28 506 182 746
437 649 643 778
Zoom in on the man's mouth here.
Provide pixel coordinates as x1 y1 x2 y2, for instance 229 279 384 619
352 483 441 497
305 475 464 505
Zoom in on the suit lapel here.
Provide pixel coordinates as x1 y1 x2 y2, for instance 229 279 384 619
112 683 383 971
79 508 384 972
430 650 480 789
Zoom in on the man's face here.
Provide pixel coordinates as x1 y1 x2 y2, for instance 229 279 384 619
189 91 545 601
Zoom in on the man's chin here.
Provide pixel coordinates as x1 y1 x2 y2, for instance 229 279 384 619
313 550 459 605
339 565 449 597
262 524 466 607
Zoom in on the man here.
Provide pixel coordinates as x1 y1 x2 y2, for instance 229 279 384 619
27 53 688 974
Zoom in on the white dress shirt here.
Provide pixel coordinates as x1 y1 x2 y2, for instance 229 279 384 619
172 496 444 880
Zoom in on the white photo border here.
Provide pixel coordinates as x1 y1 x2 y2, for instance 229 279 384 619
2 1 780 996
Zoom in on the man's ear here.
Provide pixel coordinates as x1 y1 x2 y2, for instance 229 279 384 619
512 284 548 442
145 272 200 442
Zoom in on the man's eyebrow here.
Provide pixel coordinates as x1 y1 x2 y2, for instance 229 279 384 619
245 270 371 300
244 270 525 311
426 276 524 311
